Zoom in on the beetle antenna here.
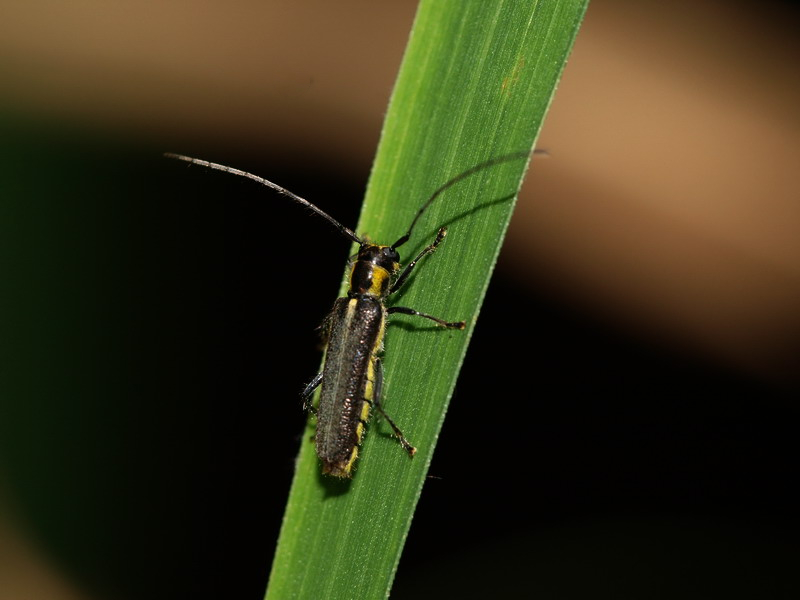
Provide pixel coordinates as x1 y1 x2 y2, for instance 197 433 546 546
391 151 531 249
165 153 363 245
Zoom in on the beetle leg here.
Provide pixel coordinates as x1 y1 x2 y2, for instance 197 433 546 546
391 227 448 293
301 371 323 413
388 306 465 329
373 359 416 456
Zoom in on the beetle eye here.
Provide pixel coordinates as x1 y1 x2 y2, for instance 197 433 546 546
383 247 399 261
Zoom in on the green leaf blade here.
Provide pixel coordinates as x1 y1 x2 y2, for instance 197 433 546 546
267 1 588 598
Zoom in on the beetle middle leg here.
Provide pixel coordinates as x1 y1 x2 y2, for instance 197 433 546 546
301 371 323 413
388 306 465 329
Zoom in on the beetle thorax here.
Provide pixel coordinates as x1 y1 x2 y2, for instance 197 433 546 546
348 244 400 298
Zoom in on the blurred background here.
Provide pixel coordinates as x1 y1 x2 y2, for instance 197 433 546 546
1 1 798 598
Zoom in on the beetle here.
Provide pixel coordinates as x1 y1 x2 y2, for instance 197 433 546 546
166 152 524 477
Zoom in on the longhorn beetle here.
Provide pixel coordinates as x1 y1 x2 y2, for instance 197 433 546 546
166 152 526 477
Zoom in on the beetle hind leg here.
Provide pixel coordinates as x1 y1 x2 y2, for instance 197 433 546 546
373 359 416 456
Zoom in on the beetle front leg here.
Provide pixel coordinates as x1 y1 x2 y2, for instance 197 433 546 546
391 227 448 294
